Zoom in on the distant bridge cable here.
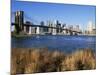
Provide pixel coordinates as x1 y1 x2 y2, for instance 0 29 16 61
24 12 40 25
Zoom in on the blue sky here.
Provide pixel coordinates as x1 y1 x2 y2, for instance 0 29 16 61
11 0 96 30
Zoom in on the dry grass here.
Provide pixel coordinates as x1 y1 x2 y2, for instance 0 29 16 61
11 48 96 75
61 49 96 71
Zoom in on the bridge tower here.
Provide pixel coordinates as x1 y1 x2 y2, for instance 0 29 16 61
15 11 24 34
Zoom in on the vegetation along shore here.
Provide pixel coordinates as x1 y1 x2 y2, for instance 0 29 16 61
11 48 96 75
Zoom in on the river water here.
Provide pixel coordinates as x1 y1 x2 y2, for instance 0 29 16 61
12 35 96 53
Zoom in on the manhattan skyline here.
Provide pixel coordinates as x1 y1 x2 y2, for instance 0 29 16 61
11 0 96 30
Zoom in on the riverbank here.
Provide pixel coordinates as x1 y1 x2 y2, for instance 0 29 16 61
11 48 96 75
11 32 96 38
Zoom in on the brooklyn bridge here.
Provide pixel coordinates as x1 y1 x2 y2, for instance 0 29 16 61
11 11 82 35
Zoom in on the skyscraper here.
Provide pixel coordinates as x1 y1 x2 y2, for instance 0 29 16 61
87 21 94 34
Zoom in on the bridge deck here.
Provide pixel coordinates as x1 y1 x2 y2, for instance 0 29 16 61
11 23 82 33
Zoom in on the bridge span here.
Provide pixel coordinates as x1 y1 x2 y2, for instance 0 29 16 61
11 11 82 35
